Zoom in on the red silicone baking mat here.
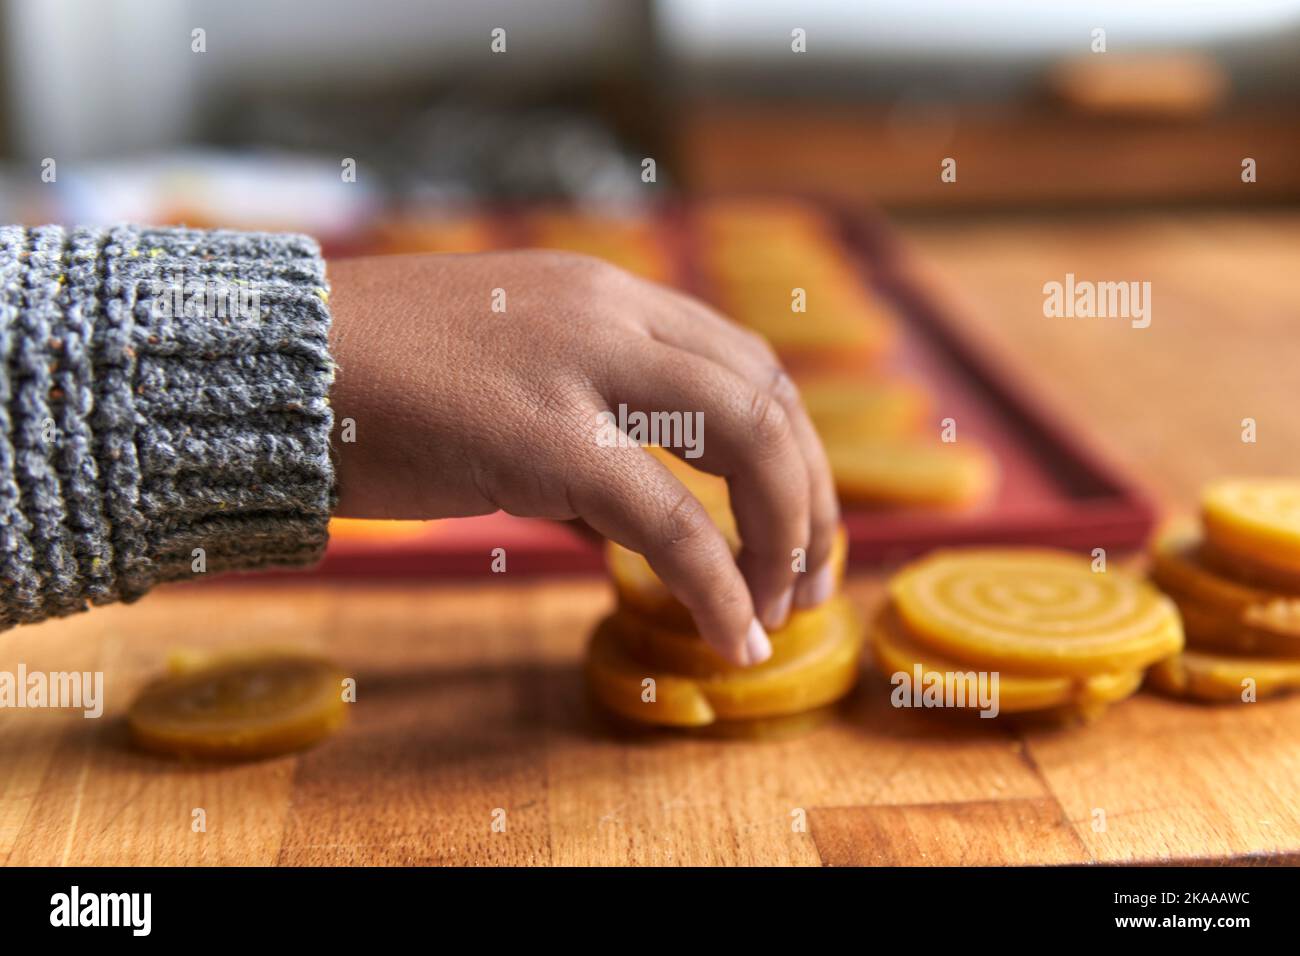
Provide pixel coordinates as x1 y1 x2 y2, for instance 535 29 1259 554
291 199 1154 579
836 209 1155 560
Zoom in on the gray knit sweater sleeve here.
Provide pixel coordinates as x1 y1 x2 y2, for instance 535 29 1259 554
0 225 335 630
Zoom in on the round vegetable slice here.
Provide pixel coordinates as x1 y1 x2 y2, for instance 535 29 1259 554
1151 524 1279 614
1199 537 1300 594
129 652 348 760
825 436 997 509
1202 479 1300 577
795 374 931 442
585 596 866 728
610 599 837 679
870 608 1141 714
1151 526 1300 656
696 598 865 721
1147 648 1300 702
889 549 1183 676
585 620 716 727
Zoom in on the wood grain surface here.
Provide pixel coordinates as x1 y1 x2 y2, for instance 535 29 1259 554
3 210 1299 866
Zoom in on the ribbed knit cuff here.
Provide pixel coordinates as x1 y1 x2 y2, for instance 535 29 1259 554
0 225 335 628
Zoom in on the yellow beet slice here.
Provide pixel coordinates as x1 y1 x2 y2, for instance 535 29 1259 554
1150 525 1280 615
713 270 866 307
1001 669 1146 726
1202 479 1300 576
890 549 1184 677
128 652 348 760
1147 648 1300 702
870 608 1141 714
610 597 845 678
1199 536 1300 594
825 436 997 508
1150 526 1300 657
795 374 931 442
872 611 1071 712
722 288 894 358
328 517 435 542
585 619 717 727
608 524 847 629
1174 595 1300 658
527 213 672 282
698 601 864 721
1069 668 1146 717
707 260 863 299
1009 673 1147 726
694 197 836 241
585 597 866 727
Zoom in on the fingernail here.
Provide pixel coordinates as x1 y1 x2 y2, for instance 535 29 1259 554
762 587 794 631
742 618 773 666
795 560 835 609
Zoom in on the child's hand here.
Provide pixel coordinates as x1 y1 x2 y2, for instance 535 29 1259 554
327 251 840 665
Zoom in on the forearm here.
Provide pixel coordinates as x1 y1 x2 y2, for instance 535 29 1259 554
0 224 336 631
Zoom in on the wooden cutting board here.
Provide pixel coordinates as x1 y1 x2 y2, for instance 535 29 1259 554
2 575 1298 866
3 210 1299 866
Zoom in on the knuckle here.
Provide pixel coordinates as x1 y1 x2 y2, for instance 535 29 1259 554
523 379 592 443
541 377 591 416
555 250 628 288
747 384 793 449
813 470 841 518
768 367 800 408
659 490 715 550
804 532 834 569
704 579 752 625
813 496 840 533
